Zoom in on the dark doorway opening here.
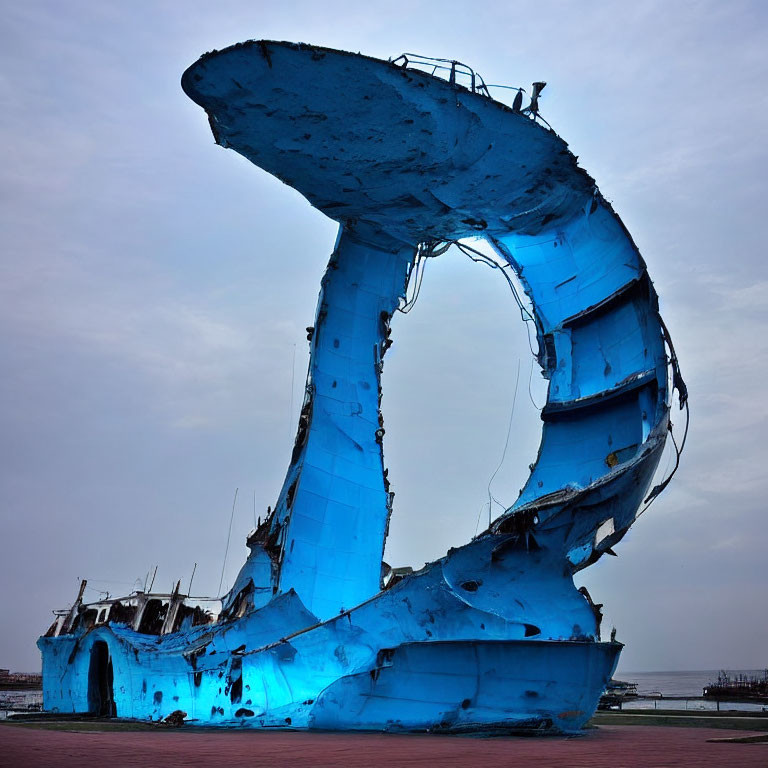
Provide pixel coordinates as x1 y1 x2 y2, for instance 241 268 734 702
88 640 116 717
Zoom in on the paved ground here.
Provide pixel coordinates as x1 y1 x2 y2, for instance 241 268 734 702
0 724 767 767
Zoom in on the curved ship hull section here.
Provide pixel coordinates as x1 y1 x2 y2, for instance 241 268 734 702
40 626 619 733
310 640 620 732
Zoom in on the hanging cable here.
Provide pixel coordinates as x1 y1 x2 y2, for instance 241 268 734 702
397 240 452 314
635 316 690 517
486 359 521 518
473 501 488 537
641 398 689 508
397 252 427 313
218 488 239 597
527 356 543 411
448 239 540 360
397 238 540 362
452 240 535 321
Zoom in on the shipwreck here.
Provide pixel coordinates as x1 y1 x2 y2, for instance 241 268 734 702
38 41 687 733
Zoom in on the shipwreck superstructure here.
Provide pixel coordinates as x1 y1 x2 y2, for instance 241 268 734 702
38 42 687 732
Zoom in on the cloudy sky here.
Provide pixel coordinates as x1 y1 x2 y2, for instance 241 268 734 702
2 0 766 674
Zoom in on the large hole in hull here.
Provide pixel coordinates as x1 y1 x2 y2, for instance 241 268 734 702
87 640 116 717
383 245 545 568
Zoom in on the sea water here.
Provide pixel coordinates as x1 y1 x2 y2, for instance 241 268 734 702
614 669 767 712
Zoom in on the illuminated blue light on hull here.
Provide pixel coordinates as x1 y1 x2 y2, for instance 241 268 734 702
38 40 685 733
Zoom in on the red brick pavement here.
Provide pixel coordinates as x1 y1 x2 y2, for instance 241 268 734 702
0 724 766 767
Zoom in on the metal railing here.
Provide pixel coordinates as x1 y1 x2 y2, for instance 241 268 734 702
390 53 496 98
389 53 553 129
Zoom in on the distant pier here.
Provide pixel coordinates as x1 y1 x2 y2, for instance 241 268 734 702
0 668 41 691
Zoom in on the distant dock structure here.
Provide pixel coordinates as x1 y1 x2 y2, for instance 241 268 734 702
704 671 768 704
0 669 42 691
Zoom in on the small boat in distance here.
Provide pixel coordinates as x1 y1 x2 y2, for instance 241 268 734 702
598 679 639 710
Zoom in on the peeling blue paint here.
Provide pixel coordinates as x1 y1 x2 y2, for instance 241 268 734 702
38 41 686 733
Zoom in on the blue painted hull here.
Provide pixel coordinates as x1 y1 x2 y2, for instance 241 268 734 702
39 624 618 732
311 640 620 733
38 40 684 733
40 538 620 730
